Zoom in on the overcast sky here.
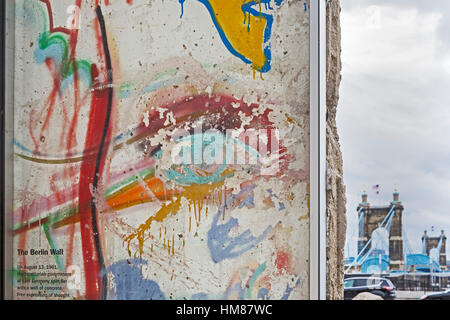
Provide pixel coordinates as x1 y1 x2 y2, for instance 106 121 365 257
338 0 450 259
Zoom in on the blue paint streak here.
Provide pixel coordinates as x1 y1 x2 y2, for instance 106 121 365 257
142 77 179 94
238 194 255 209
223 282 245 300
119 89 131 99
191 292 209 300
34 38 91 92
207 185 272 263
257 288 269 300
34 43 64 66
165 132 259 186
281 278 301 300
167 165 229 185
179 0 186 18
107 259 166 300
14 139 34 153
60 68 92 91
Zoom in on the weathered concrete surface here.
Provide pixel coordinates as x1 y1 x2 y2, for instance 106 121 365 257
326 0 346 300
11 0 312 300
353 292 384 300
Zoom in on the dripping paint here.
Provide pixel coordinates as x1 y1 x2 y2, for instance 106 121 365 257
12 0 311 300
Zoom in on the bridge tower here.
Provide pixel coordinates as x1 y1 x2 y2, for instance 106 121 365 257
357 190 404 271
422 230 447 270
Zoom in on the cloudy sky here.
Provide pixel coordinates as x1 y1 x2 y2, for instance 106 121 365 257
338 0 450 259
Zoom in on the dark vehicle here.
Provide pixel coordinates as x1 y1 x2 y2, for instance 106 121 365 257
344 277 396 300
420 289 450 300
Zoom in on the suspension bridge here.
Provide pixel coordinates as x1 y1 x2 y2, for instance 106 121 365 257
345 191 448 275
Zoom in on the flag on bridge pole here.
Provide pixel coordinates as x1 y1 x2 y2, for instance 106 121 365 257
372 184 380 195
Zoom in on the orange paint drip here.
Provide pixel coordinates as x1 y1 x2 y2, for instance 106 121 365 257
124 179 228 257
193 202 198 223
172 235 175 256
124 197 182 257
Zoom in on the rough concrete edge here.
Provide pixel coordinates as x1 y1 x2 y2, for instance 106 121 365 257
325 0 346 300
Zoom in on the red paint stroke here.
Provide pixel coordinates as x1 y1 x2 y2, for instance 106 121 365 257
33 1 82 270
38 0 82 35
38 59 60 145
25 93 285 170
66 0 83 155
77 64 112 300
39 0 71 35
13 184 77 224
13 157 154 229
64 1 82 270
104 0 133 6
27 1 131 300
36 1 89 155
49 174 76 268
275 250 292 274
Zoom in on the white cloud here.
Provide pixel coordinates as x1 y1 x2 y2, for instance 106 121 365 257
338 2 450 259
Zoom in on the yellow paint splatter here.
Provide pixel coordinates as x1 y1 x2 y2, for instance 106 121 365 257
298 212 309 222
207 0 268 72
123 179 229 257
124 196 182 256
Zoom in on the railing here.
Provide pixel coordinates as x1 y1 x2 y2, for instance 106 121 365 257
345 273 450 292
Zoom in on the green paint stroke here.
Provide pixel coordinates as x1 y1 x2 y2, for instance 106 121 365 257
42 223 64 271
104 167 156 198
12 268 38 285
246 262 266 299
19 0 93 87
13 205 78 233
37 30 92 87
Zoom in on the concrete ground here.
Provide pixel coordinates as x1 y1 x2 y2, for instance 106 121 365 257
395 291 436 300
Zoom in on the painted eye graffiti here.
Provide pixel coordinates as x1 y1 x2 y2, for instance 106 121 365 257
165 127 281 185
107 94 287 199
102 93 289 261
